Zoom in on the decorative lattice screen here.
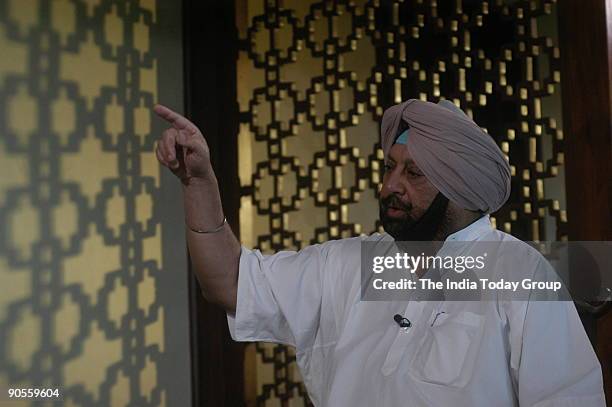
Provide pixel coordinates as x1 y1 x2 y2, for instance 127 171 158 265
0 0 189 405
236 0 566 405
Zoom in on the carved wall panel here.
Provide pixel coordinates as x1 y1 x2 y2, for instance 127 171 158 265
0 1 190 405
236 0 565 405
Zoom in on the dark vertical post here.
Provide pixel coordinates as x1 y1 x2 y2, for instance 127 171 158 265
558 0 612 401
183 0 244 405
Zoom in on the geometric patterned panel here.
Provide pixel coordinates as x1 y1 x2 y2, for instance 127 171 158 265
0 1 187 405
236 0 566 405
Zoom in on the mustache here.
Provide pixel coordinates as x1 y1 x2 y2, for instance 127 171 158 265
381 195 412 212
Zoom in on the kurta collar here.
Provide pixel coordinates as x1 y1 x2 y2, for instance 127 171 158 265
444 214 492 242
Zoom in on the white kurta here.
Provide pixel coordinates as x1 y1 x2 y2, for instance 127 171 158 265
227 216 605 406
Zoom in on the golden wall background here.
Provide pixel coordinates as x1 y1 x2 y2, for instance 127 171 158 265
0 0 190 406
236 0 566 405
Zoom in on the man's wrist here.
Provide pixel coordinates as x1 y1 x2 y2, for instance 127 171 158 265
181 174 218 190
182 175 224 232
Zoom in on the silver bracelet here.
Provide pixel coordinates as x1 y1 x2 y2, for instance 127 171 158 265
186 216 227 234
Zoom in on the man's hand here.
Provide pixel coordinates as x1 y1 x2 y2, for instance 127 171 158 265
153 103 239 312
153 104 212 183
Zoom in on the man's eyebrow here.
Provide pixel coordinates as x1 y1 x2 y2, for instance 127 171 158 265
386 156 418 167
387 155 418 168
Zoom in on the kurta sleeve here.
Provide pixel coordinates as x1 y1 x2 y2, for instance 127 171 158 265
226 242 337 351
509 280 606 406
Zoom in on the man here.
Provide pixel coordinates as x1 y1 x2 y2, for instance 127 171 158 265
153 99 605 406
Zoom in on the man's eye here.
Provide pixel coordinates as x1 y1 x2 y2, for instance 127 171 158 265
383 164 393 172
406 170 423 178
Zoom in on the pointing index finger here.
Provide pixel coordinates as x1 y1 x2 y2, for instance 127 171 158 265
153 104 197 133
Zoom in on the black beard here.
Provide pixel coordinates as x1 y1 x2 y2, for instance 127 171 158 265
379 192 450 241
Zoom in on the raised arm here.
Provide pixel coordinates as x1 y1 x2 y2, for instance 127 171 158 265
153 104 240 313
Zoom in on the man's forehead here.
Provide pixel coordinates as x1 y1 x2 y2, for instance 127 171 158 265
387 143 416 164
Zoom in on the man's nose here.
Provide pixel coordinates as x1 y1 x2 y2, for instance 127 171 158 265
383 170 405 195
